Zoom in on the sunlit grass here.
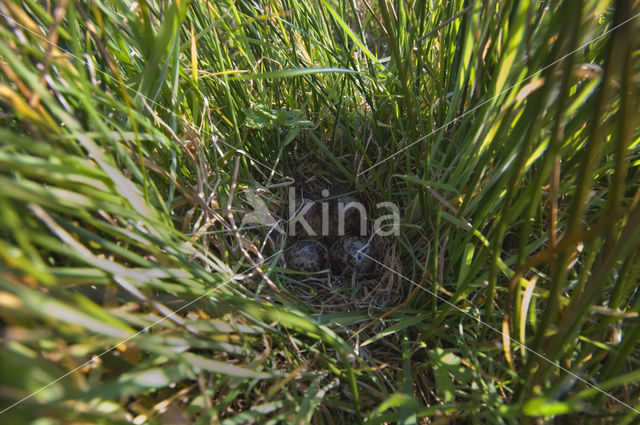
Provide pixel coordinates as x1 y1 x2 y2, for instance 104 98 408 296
0 0 639 423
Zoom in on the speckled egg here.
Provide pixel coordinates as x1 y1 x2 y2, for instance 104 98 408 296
329 236 377 276
285 239 329 273
293 197 324 237
329 196 367 237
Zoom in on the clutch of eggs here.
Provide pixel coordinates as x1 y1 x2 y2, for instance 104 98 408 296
285 193 378 277
285 237 377 277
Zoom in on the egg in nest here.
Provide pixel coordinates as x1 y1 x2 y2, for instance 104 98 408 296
329 236 377 276
285 239 329 273
329 195 368 238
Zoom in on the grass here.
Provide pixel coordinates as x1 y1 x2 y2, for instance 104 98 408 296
0 0 639 423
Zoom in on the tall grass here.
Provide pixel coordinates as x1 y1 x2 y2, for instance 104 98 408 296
0 0 639 423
